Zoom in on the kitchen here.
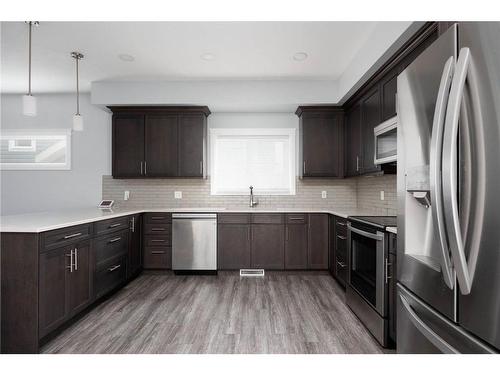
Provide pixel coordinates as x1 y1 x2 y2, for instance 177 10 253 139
1 1 499 371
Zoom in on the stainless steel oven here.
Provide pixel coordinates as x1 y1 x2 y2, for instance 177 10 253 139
374 116 397 165
346 219 391 346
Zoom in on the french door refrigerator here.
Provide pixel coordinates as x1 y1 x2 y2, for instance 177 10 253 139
397 22 500 353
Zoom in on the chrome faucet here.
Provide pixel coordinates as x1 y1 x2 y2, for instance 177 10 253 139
249 186 258 208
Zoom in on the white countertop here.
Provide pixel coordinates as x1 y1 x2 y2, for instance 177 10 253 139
0 206 378 233
386 226 397 234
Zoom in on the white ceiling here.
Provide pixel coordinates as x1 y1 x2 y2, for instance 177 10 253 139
0 21 412 94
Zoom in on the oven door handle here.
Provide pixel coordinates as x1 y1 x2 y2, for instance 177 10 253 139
347 223 384 241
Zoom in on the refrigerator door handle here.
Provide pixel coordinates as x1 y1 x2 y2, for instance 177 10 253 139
399 294 459 354
429 56 455 289
442 47 480 295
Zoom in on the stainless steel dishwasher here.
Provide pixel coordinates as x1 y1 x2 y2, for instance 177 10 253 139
172 213 217 274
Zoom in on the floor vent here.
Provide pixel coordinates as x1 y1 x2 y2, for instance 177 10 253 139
240 269 265 277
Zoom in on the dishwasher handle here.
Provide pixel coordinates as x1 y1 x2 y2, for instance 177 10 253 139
172 213 217 220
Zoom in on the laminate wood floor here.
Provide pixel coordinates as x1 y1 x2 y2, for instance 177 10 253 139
41 271 390 354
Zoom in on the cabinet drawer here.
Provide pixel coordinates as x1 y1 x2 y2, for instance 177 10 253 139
335 217 348 235
335 255 347 287
251 213 284 224
144 223 171 235
144 235 171 247
94 216 130 237
95 255 127 299
285 213 308 224
144 213 172 224
94 229 129 266
218 213 250 224
335 233 347 259
143 247 171 269
42 223 92 251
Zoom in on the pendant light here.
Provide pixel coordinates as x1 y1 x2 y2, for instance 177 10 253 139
22 21 39 116
71 51 84 131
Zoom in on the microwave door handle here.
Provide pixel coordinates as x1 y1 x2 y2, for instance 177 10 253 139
442 47 481 295
429 56 455 289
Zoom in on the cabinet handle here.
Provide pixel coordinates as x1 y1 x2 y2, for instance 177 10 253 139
303 161 306 174
108 237 122 243
337 261 347 268
63 232 82 240
151 250 166 254
289 217 304 221
337 235 347 240
144 161 147 175
150 239 166 243
66 250 74 272
140 161 143 175
200 161 203 175
151 216 166 220
151 228 166 232
109 223 121 228
356 156 359 172
74 248 78 271
337 222 346 227
130 217 135 232
385 258 393 284
108 264 121 272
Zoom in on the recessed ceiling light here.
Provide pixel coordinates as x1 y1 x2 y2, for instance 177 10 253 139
118 54 135 62
293 52 308 61
201 53 216 61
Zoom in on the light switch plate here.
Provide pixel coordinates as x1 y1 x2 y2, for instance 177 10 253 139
174 191 182 199
321 191 327 199
380 191 385 201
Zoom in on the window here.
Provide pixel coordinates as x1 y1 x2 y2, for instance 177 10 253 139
0 130 72 170
210 128 296 195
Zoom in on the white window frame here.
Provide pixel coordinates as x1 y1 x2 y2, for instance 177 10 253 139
0 129 72 170
210 127 296 196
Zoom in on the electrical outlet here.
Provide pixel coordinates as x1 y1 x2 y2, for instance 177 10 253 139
174 191 182 199
124 190 130 201
380 191 385 201
321 191 327 199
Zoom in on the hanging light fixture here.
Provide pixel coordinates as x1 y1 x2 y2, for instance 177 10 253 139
22 21 39 116
71 51 84 131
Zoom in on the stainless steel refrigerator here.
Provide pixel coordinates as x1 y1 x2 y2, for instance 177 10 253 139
397 22 500 353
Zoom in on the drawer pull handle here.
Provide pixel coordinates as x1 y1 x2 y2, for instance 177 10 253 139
337 222 346 226
63 232 82 240
151 228 166 231
109 223 122 228
337 261 347 268
151 251 166 254
108 237 122 243
108 264 121 272
151 239 166 243
337 235 347 240
289 217 304 221
151 216 166 220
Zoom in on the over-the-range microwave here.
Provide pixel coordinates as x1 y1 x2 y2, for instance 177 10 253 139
374 116 397 165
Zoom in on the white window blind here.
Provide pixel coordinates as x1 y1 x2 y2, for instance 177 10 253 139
210 128 296 195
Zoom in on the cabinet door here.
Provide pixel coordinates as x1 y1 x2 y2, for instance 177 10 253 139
285 224 308 269
128 214 142 278
307 214 329 269
39 247 69 338
112 115 145 177
145 115 178 177
178 114 205 177
251 224 284 269
302 113 343 177
67 241 92 317
217 224 251 269
345 104 362 177
380 69 398 122
360 87 382 174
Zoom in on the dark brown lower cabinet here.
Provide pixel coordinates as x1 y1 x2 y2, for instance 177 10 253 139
333 216 348 287
307 214 329 269
285 224 308 269
39 240 92 339
218 224 251 269
143 247 171 269
251 224 285 269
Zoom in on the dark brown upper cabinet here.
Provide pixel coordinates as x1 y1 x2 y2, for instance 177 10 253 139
296 106 344 178
109 106 210 178
345 104 362 177
360 87 382 175
380 69 398 122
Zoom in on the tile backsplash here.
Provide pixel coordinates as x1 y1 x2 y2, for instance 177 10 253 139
102 174 397 214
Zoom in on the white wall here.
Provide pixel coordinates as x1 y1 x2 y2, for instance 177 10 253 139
0 93 111 215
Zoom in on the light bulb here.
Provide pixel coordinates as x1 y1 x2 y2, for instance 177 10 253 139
73 114 84 131
22 95 37 116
